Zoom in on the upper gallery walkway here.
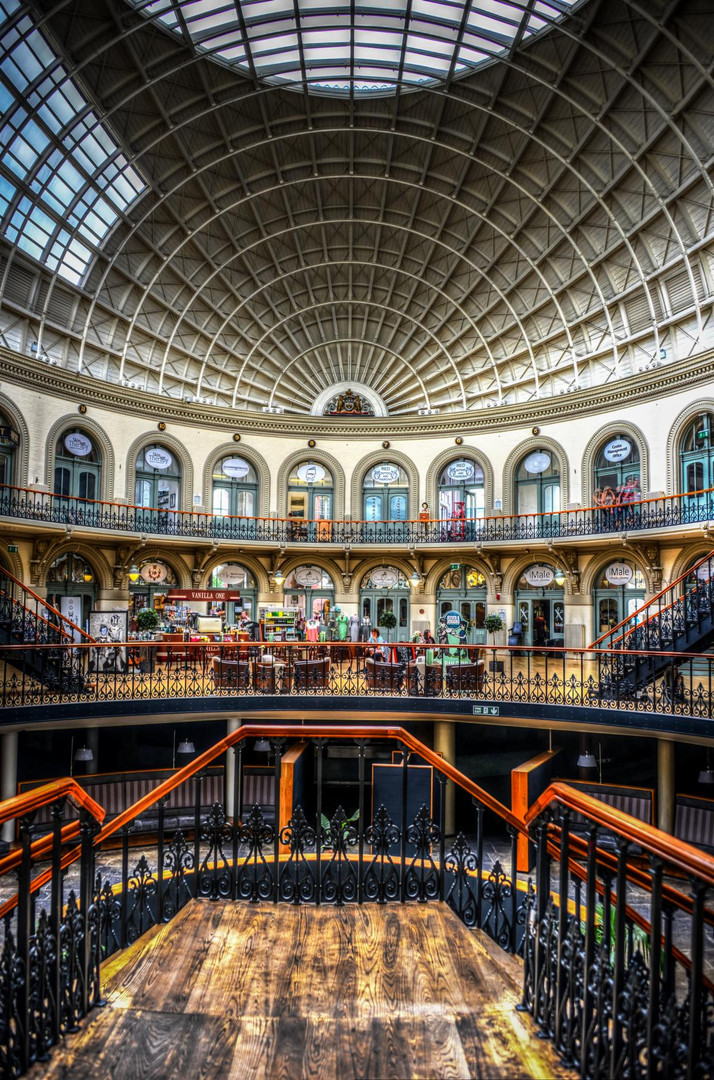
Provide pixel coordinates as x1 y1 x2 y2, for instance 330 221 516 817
1 483 713 547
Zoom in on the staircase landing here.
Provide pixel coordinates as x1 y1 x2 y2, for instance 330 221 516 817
32 900 572 1079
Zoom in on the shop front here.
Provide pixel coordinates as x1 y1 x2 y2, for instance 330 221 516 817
514 563 565 647
436 564 487 644
208 563 257 624
359 566 410 641
284 565 334 624
593 559 646 639
45 553 98 633
128 559 178 621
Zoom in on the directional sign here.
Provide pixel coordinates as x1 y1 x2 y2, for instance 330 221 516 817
472 705 500 716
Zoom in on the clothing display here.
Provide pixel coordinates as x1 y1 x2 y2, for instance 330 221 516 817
349 614 360 642
306 618 320 642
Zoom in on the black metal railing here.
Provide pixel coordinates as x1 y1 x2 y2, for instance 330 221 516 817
3 725 713 1079
2 482 714 544
524 783 714 1079
1 639 713 722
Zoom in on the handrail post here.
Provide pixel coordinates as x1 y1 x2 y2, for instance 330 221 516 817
50 799 65 1046
554 808 570 1056
192 773 203 899
579 823 598 1080
399 743 408 903
610 839 629 1077
78 807 97 1019
687 880 706 1078
315 740 325 905
272 739 285 904
356 740 366 904
16 813 33 1074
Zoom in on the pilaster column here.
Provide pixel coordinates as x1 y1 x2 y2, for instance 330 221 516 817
657 738 675 834
434 720 456 835
1 731 18 846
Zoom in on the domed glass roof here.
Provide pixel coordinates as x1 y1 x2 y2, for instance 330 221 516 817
128 0 581 95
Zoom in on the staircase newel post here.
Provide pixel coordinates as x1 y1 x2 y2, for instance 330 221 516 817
157 795 167 923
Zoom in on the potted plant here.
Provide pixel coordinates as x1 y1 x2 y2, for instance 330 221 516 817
379 609 398 642
136 607 160 635
484 613 504 672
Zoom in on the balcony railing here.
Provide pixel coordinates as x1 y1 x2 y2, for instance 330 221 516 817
2 724 714 1079
1 640 713 722
2 483 714 544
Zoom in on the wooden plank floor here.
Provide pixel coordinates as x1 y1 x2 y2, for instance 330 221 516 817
30 900 573 1080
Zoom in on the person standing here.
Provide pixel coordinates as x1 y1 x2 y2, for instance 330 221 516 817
534 609 548 648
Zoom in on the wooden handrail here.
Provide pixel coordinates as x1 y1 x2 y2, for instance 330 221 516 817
527 781 714 887
0 778 104 828
0 566 93 642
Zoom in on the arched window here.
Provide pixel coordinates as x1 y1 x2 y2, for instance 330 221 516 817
438 459 484 538
515 450 560 516
594 435 640 498
288 462 334 539
680 413 714 496
54 429 101 503
134 445 182 525
0 415 19 487
211 457 258 518
362 463 409 523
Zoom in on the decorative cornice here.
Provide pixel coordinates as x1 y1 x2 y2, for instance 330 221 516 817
2 347 714 440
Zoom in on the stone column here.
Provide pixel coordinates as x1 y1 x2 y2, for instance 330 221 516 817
225 717 242 819
434 720 456 835
1 731 18 846
657 738 676 834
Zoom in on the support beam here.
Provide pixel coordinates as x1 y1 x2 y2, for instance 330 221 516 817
225 718 241 819
657 738 675 835
1 730 18 847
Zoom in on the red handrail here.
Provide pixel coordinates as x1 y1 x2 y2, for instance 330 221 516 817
0 777 104 828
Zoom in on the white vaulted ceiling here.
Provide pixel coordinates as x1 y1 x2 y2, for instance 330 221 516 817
0 0 712 416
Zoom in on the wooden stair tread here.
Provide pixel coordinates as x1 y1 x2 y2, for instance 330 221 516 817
30 900 573 1079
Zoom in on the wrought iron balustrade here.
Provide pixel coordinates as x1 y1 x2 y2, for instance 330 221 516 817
1 482 713 544
1 638 714 723
2 725 714 1080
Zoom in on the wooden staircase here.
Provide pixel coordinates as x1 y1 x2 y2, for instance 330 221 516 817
28 900 572 1080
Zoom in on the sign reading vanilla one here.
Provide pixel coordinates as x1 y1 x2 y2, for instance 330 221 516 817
63 432 92 457
605 562 633 585
603 439 632 462
524 564 555 587
144 447 173 470
371 464 400 484
220 457 250 479
296 463 326 483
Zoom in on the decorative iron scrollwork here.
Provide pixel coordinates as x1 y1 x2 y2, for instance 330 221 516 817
364 805 400 904
198 803 233 901
444 833 478 927
279 806 317 905
236 806 275 902
404 805 440 902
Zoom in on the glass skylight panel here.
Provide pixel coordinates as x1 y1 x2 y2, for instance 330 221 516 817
127 0 581 94
0 2 146 283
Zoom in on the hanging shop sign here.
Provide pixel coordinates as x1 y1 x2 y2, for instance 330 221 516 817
523 451 551 474
524 565 555 587
63 432 92 457
220 457 251 479
605 562 634 585
369 567 400 589
603 439 632 463
296 463 326 483
293 566 325 588
696 563 713 582
216 564 246 585
446 460 475 481
139 562 168 584
145 447 173 470
371 464 400 484
168 589 242 602
442 610 463 632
